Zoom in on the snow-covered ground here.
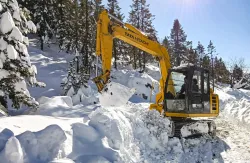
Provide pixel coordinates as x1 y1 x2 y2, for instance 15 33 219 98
0 38 250 163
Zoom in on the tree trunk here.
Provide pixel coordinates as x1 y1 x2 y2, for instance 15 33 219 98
85 0 89 75
40 36 44 51
133 47 137 69
143 51 146 71
113 40 117 69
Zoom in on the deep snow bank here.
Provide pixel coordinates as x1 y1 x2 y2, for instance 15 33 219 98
98 82 135 107
216 87 250 125
0 125 66 163
75 103 227 163
110 69 159 103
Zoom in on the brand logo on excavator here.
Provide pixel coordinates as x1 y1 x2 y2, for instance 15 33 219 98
125 32 149 46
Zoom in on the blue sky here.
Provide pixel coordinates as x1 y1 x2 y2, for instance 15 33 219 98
102 0 250 67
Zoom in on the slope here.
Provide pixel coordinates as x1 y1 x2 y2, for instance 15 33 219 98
0 38 249 162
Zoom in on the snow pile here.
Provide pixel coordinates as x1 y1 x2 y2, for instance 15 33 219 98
216 87 250 125
99 82 135 107
111 69 159 102
0 125 66 163
180 136 227 163
223 98 250 124
70 122 120 162
70 85 98 106
145 63 161 81
0 12 15 34
34 96 73 116
0 137 23 163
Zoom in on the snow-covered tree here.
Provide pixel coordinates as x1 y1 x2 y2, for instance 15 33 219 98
0 0 44 112
61 50 88 97
18 0 57 50
61 0 94 98
54 0 73 50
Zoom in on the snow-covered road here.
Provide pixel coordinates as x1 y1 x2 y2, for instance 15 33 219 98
215 115 250 163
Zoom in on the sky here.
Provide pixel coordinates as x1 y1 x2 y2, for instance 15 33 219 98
102 0 250 68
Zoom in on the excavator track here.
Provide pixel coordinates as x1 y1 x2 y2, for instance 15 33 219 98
170 118 216 138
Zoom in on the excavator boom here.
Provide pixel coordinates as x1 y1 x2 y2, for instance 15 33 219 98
93 10 175 112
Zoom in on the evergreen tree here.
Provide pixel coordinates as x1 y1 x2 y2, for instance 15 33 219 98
184 41 198 64
92 0 104 21
196 41 206 67
0 0 44 112
128 0 157 71
232 64 243 82
107 0 125 69
61 0 94 98
169 19 187 66
55 0 73 50
18 0 57 50
214 57 230 83
207 40 216 85
162 36 174 65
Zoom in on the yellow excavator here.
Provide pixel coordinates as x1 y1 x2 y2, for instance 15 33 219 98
93 10 219 138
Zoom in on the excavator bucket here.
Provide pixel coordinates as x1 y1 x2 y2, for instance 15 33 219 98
92 72 111 93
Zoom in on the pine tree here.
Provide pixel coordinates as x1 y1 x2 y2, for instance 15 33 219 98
61 50 88 97
184 41 198 64
232 64 243 82
214 57 230 83
18 0 57 50
107 0 125 69
92 0 104 21
162 36 174 65
0 0 44 112
61 0 94 98
169 19 187 66
207 40 216 85
128 0 157 71
196 41 206 67
55 0 73 50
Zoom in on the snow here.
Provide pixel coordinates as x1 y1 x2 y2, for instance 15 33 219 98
9 26 23 42
173 62 194 70
0 58 3 69
0 0 7 4
216 87 250 125
17 125 66 163
14 80 30 97
13 10 21 22
26 21 37 33
0 136 23 163
0 4 2 12
0 69 10 80
0 12 15 34
0 37 7 51
7 44 18 60
181 121 210 138
98 82 135 107
0 38 249 162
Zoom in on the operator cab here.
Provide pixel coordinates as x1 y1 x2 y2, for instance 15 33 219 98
164 65 211 114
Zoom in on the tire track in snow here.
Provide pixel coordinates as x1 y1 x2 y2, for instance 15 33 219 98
215 115 250 163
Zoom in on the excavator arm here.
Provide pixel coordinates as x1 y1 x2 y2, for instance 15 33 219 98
93 10 175 112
